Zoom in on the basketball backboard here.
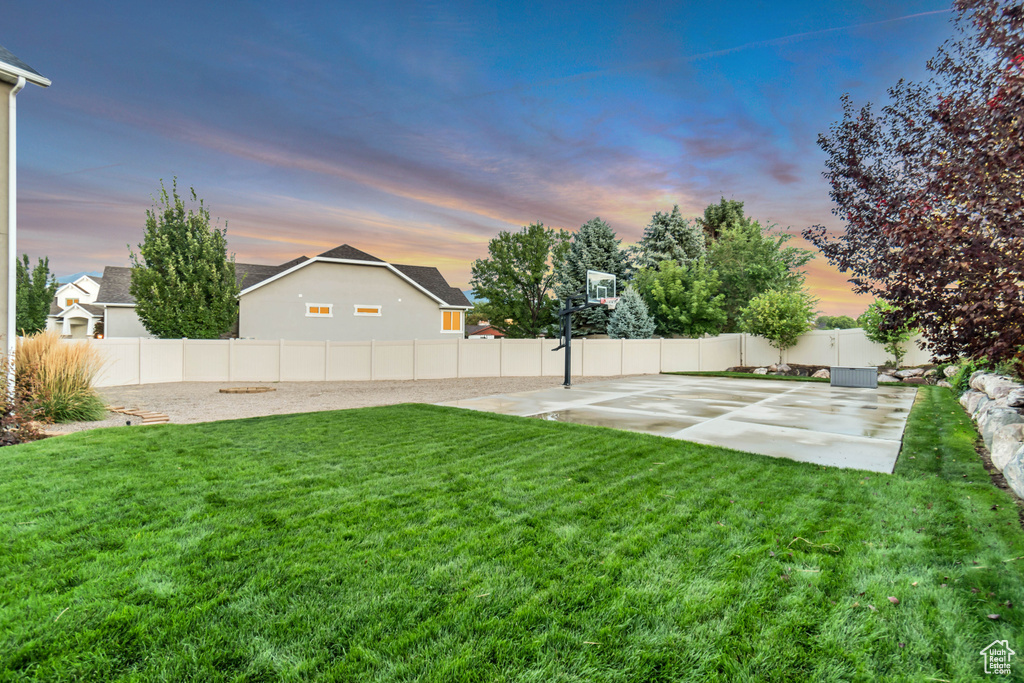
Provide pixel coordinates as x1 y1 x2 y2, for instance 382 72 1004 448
586 270 616 303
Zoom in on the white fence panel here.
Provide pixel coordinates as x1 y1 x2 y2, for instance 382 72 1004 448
541 339 582 376
835 329 887 367
415 339 458 379
92 339 140 387
328 342 372 381
786 330 838 367
139 339 184 383
282 341 327 382
373 341 415 380
501 339 544 377
459 339 501 378
232 340 280 382
183 340 230 382
904 334 933 367
660 339 699 372
622 339 662 375
700 334 741 371
582 339 622 376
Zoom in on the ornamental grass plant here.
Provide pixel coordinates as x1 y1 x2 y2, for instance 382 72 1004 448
16 331 105 423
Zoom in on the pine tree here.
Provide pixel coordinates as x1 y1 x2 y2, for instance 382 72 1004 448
606 286 655 339
554 217 628 335
636 205 705 269
15 255 58 334
130 180 240 339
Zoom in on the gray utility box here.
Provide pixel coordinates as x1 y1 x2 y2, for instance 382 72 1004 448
831 366 878 389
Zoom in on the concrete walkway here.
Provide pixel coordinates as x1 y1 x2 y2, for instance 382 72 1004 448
438 375 918 473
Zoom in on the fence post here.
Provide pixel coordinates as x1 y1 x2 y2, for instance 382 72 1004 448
580 337 586 376
539 338 544 377
229 338 235 382
413 339 419 380
620 339 625 376
498 338 504 377
659 337 665 372
279 338 284 382
698 336 703 371
138 337 143 385
370 339 376 381
833 330 840 367
324 340 329 381
456 337 462 379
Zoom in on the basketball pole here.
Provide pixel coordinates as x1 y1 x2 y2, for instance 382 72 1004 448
553 289 601 388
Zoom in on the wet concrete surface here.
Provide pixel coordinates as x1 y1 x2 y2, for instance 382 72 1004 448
438 375 917 473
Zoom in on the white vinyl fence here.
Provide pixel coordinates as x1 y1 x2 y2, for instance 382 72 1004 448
87 329 932 388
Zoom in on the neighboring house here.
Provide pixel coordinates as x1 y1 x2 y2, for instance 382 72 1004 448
95 245 473 341
46 274 103 337
466 322 505 339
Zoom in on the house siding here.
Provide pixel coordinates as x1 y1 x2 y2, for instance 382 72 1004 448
239 261 457 341
105 306 151 338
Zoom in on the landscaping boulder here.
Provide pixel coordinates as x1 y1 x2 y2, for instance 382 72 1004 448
978 408 1024 450
961 390 986 415
902 377 928 385
991 423 1024 471
1003 446 1024 499
753 367 768 375
812 369 830 379
1006 388 1024 408
895 368 924 378
970 371 988 391
777 363 791 373
937 380 953 389
943 365 959 378
981 375 1018 401
924 368 937 377
768 364 778 372
879 374 898 383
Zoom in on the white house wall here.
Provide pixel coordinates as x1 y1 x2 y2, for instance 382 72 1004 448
239 261 463 342
104 306 151 338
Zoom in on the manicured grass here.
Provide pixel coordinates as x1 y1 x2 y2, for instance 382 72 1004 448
1 387 1021 681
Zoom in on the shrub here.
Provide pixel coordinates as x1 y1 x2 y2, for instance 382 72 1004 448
16 331 106 423
740 289 816 363
0 355 50 445
858 300 917 368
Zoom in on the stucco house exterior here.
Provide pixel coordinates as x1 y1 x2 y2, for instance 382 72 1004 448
96 245 473 341
46 274 104 337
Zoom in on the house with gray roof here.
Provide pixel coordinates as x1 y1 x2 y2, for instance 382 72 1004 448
95 245 473 341
46 274 103 338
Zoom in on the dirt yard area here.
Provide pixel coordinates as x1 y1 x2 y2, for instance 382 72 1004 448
49 376 631 435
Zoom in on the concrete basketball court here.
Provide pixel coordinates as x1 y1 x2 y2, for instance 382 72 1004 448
438 374 918 473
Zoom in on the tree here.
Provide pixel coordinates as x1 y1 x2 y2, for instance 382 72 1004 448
803 0 1024 364
15 255 58 335
554 217 629 335
858 300 917 368
469 223 569 338
607 286 655 339
634 205 705 269
699 196 746 242
706 218 814 332
740 289 816 363
815 315 858 330
635 259 727 337
129 181 239 339
466 304 489 326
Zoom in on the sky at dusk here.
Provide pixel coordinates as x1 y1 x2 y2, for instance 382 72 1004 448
6 1 957 315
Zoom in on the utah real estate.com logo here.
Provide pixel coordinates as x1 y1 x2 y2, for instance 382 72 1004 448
981 640 1015 676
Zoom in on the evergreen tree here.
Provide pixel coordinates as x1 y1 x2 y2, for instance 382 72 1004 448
606 286 655 339
699 196 746 242
635 205 705 269
15 255 58 334
635 259 727 338
130 180 240 339
554 217 628 335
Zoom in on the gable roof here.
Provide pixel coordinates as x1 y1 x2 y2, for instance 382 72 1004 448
467 323 505 337
95 263 286 306
0 44 50 87
391 264 472 308
49 302 103 318
317 245 383 262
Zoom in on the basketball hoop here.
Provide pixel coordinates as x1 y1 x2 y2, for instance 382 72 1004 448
600 297 620 310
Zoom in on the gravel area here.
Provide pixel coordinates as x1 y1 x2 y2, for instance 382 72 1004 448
48 376 634 435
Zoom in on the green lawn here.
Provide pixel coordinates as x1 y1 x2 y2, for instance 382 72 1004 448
1 387 1021 681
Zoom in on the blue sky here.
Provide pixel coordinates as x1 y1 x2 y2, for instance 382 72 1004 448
6 0 954 314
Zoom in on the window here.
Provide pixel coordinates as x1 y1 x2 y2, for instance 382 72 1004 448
353 305 382 317
442 310 462 332
65 298 79 306
306 304 333 317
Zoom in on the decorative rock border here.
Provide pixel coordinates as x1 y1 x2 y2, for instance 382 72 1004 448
959 372 1024 499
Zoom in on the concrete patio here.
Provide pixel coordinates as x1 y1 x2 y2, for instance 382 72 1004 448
438 374 918 473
